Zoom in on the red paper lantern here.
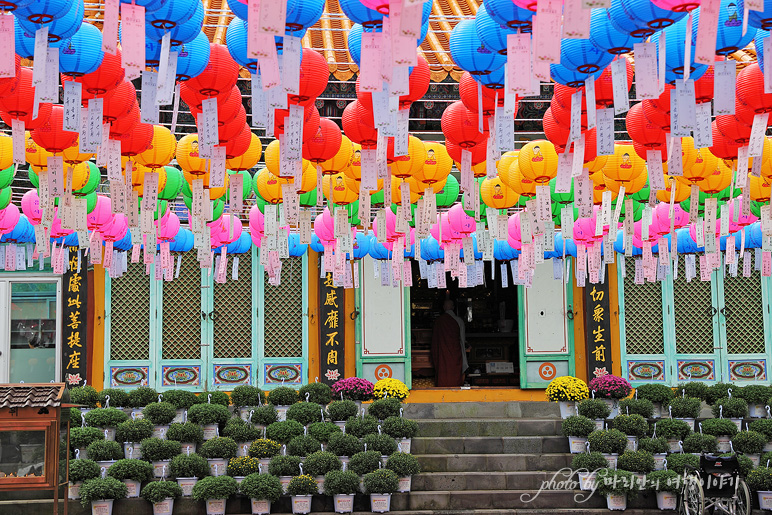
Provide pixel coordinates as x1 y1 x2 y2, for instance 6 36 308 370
290 49 329 106
553 83 588 114
303 117 342 163
736 63 772 113
641 100 671 131
188 85 243 126
441 101 488 149
356 55 431 110
119 123 154 156
184 43 239 99
544 107 569 148
0 54 21 97
273 103 320 144
224 124 252 159
594 57 633 107
550 97 588 131
716 114 752 145
709 120 740 159
30 105 78 153
109 104 140 139
102 81 136 123
459 72 513 117
71 49 125 95
0 68 52 129
633 140 666 161
646 84 674 113
627 102 667 146
694 64 715 104
218 106 247 143
446 138 488 165
342 101 378 149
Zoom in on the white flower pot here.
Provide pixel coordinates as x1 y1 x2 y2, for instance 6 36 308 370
237 441 251 457
656 491 677 510
730 418 743 431
398 476 412 493
333 494 355 513
749 404 766 418
398 438 411 453
593 419 605 431
568 436 588 453
239 407 255 422
251 499 271 515
202 424 219 440
153 425 169 439
334 421 346 430
764 440 772 453
667 439 681 453
370 493 392 513
176 477 198 497
651 402 662 419
747 453 761 467
91 499 114 515
205 498 227 515
208 458 228 476
68 481 82 500
717 435 732 453
601 453 618 469
291 494 313 514
123 442 142 460
339 456 350 469
280 476 292 494
172 409 185 424
76 447 88 460
558 401 576 419
626 436 638 451
101 428 116 442
676 418 695 431
152 460 170 479
758 491 772 510
259 458 270 472
276 406 290 422
130 409 144 420
578 472 596 491
601 399 619 418
97 460 117 472
181 442 197 455
653 453 667 470
234 476 247 484
606 493 627 511
316 475 325 494
123 479 140 498
152 498 174 515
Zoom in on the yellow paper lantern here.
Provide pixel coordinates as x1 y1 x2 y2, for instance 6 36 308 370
699 159 732 194
724 137 771 175
750 175 771 203
389 176 422 205
176 133 207 175
602 143 645 186
407 176 427 196
586 154 608 173
62 137 94 165
25 131 53 168
389 135 426 179
0 134 12 170
504 159 536 198
591 174 618 205
226 132 262 171
656 175 690 203
414 141 452 184
182 168 228 199
605 167 648 195
345 175 383 195
429 176 448 194
255 168 286 204
68 162 91 192
343 143 361 182
481 176 519 209
133 165 168 197
662 137 697 176
135 125 177 169
518 140 558 184
264 139 313 180
680 147 718 186
321 135 354 176
322 172 359 205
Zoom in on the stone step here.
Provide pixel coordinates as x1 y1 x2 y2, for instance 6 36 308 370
405 489 614 510
412 470 570 491
417 418 562 437
412 435 569 454
403 401 559 420
416 452 573 472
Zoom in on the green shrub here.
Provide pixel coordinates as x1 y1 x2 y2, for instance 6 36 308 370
323 470 360 495
613 414 648 437
385 452 420 476
747 468 772 492
617 450 655 473
299 383 333 405
682 433 718 454
187 403 230 426
84 408 128 428
363 433 398 455
268 455 301 476
635 384 675 404
618 398 654 419
115 419 153 443
705 383 736 406
70 386 100 409
665 453 699 473
226 456 262 476
250 405 278 426
265 420 304 444
675 382 708 401
287 474 318 496
286 402 324 425
78 477 128 507
666 397 701 419
363 469 399 495
70 407 85 426
230 386 265 408
645 470 682 492
223 417 261 442
367 398 403 420
652 419 691 440
587 429 628 454
577 399 611 420
191 475 238 501
304 451 342 476
70 427 104 449
762 451 772 467
169 453 210 479
128 387 159 409
750 419 772 440
381 416 418 439
717 453 754 476
140 438 181 461
326 432 363 457
307 421 342 443
86 440 123 461
286 435 322 457
107 459 153 482
595 468 638 497
268 387 298 406
570 452 608 471
205 391 231 407
140 480 182 504
561 415 595 438
637 437 668 454
247 439 282 459
239 473 282 502
199 437 238 459
161 390 200 410
711 397 749 419
327 400 359 421
349 450 381 475
737 385 771 405
69 459 100 482
166 422 204 445
732 431 767 454
98 389 129 409
142 402 177 426
701 418 738 437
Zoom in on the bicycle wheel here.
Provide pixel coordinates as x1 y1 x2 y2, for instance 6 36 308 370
680 474 704 515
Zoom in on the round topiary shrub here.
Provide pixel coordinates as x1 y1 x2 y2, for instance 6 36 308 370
344 415 378 438
683 433 718 454
223 418 262 443
268 387 298 406
634 384 675 404
199 437 238 459
303 451 342 476
239 473 282 503
286 435 322 457
69 459 100 482
86 440 124 462
107 459 154 482
267 455 301 476
616 450 655 473
349 450 382 476
612 414 648 437
577 399 611 420
142 402 177 426
187 403 230 426
367 398 403 420
587 429 628 454
618 398 654 419
99 389 129 409
307 421 342 443
298 383 333 405
326 432 363 457
191 475 238 501
230 385 265 408
250 405 278 426
381 416 418 440
115 419 154 443
70 386 100 409
140 480 182 504
327 400 359 422
166 422 204 445
70 427 105 450
385 452 420 477
169 453 210 479
637 437 669 454
247 439 282 459
84 408 129 428
265 420 304 444
675 382 708 401
140 438 181 462
128 387 159 409
363 433 398 455
561 416 596 438
711 397 748 419
161 390 200 410
286 402 325 425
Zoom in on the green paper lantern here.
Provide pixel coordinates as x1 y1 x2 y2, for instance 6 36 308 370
159 166 184 201
436 175 460 207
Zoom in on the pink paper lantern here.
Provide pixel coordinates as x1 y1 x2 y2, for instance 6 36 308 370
447 203 475 235
156 212 181 242
314 208 335 243
249 205 265 238
506 212 522 250
650 0 700 12
0 203 19 233
102 214 129 242
50 209 73 239
87 195 113 230
21 189 42 225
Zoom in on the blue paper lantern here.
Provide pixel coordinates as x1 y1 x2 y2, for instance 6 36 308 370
481 0 534 30
14 18 36 59
17 0 83 43
222 232 252 254
288 233 308 257
479 64 505 88
286 0 325 32
274 31 308 54
742 0 772 30
339 0 383 29
450 20 507 76
693 0 755 54
589 8 642 54
560 37 616 74
749 221 762 248
652 19 709 84
229 0 248 20
226 17 258 73
608 0 686 38
347 232 371 260
756 30 769 72
59 22 104 76
420 237 444 261
553 232 577 258
120 0 170 13
459 234 483 260
13 0 72 26
148 0 204 45
369 240 392 260
170 228 194 252
174 30 211 81
475 4 515 55
310 234 325 253
119 22 162 66
146 0 199 30
0 0 33 13
550 62 603 88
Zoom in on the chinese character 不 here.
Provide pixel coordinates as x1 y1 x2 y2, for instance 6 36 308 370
324 290 338 309
325 332 339 346
67 351 81 370
68 274 82 293
592 304 604 323
327 349 338 365
590 286 604 302
592 344 606 362
325 310 339 329
593 326 605 343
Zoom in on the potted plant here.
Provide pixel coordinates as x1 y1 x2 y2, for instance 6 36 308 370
682 433 718 455
595 468 637 511
268 455 302 493
587 429 628 469
71 386 100 410
167 421 205 455
675 382 708 401
140 480 183 515
385 452 419 493
705 383 735 406
373 378 409 402
547 375 591 418
612 414 648 450
128 387 160 416
248 439 282 470
747 467 772 510
200 436 238 476
308 421 342 446
230 385 266 419
577 399 611 430
737 385 771 417
299 382 333 405
223 417 262 457
68 459 100 500
349 450 381 484
750 419 772 452
99 389 129 410
205 391 231 407
712 396 749 430
79 476 128 515
170 452 210 496
327 433 364 462
700 418 738 452
287 402 325 426
561 415 595 453
287 474 318 514
87 440 123 469
71 427 105 459
288 435 323 457
239 473 282 515
570 452 608 491
367 398 403 421
363 433 398 457
653 419 691 452
106 458 153 498
381 416 418 453
666 397 701 430
226 456 262 482
162 390 200 422
115 419 153 459
324 470 360 513
616 450 655 480
304 451 342 493
645 469 682 510
346 415 379 439
141 437 181 478
191 475 239 515
363 468 399 513
732 430 767 465
143 402 177 438
637 437 669 470
618 398 654 419
188 403 231 440
717 452 754 476
589 375 632 417
332 377 375 406
635 384 675 418
268 387 299 420
84 408 129 441
266 420 305 444
249 405 278 428
665 453 699 473
327 400 359 428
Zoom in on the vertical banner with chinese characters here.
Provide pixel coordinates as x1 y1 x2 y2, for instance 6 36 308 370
320 272 344 385
584 282 612 379
62 249 88 386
